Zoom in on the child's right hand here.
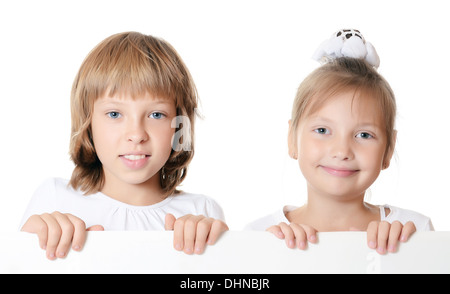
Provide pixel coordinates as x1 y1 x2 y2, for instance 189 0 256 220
267 222 318 249
21 212 104 260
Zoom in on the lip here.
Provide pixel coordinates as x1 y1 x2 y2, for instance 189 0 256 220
320 166 359 177
119 153 151 169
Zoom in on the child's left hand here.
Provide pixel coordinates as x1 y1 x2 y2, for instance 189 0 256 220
164 214 228 254
366 220 416 254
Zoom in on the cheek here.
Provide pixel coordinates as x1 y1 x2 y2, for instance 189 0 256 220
90 116 121 158
296 136 324 176
298 134 323 161
152 125 175 152
357 145 385 170
91 124 113 162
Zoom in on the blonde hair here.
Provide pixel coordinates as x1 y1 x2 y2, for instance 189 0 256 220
69 32 198 195
289 57 396 156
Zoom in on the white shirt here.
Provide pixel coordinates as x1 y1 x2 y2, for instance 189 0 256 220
20 178 225 231
245 204 434 231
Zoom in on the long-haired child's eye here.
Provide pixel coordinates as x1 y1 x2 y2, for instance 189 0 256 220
107 112 121 119
150 112 166 119
356 132 373 139
314 128 329 135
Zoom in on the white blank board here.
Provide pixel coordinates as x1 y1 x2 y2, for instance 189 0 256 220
1 231 449 274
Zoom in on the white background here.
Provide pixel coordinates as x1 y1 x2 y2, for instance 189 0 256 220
1 0 449 231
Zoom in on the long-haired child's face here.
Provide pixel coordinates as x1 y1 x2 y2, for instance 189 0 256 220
289 91 393 200
91 92 176 192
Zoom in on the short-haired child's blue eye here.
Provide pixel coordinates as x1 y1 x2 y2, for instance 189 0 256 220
107 112 121 119
314 127 329 135
356 132 373 139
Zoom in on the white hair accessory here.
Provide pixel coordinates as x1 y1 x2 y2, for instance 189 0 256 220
312 29 380 69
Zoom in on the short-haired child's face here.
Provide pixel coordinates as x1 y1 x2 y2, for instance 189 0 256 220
91 92 176 197
289 91 391 200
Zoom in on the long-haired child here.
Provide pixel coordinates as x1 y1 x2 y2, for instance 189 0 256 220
20 32 228 259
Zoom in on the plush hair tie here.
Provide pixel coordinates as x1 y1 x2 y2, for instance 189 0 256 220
312 29 380 69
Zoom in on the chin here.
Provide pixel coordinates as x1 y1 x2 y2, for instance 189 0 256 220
122 172 159 186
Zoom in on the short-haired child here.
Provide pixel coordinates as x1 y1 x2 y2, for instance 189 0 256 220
246 30 433 254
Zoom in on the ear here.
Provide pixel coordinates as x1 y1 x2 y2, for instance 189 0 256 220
382 130 397 170
287 120 298 160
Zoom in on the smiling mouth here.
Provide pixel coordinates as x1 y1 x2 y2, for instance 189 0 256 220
320 166 359 177
119 154 151 169
121 154 149 161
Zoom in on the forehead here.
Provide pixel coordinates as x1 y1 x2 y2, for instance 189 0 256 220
309 87 382 114
303 90 385 127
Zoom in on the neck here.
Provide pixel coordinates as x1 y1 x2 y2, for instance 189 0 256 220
287 185 379 231
100 172 167 206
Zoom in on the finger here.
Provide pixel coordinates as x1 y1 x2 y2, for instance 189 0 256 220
206 219 229 246
172 215 187 251
301 224 318 244
164 213 176 231
387 221 403 253
279 222 296 249
376 221 391 254
193 218 214 254
21 215 48 250
290 223 307 250
52 212 75 258
40 213 62 260
400 221 416 242
266 225 285 239
87 225 104 231
66 214 87 252
366 221 379 249
182 215 204 254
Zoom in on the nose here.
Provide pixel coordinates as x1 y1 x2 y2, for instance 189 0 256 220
330 135 354 161
126 119 149 144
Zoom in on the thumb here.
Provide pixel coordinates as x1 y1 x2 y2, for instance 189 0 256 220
165 214 176 231
349 226 363 231
87 225 104 231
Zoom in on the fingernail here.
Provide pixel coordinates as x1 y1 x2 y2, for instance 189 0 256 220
298 241 306 249
175 243 182 251
288 240 295 248
368 241 376 249
377 247 385 254
400 235 407 242
309 235 316 242
58 251 65 258
388 245 396 252
73 245 81 251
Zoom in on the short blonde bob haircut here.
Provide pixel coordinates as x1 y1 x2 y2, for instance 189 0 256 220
289 57 397 158
69 32 198 196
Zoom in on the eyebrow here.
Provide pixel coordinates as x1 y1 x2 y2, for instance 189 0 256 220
306 116 334 125
307 116 383 130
